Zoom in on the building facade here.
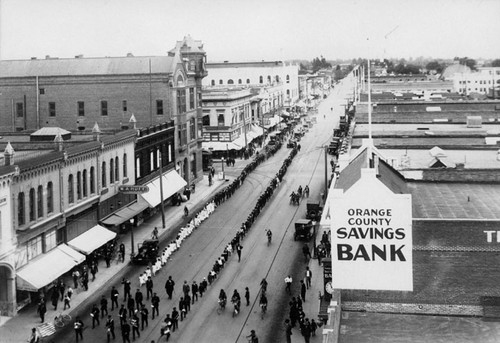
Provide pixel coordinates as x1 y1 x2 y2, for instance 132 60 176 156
451 67 500 97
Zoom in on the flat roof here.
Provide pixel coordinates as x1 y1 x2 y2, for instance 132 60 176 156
354 123 500 137
409 182 500 219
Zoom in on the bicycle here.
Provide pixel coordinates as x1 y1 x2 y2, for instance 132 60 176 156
216 298 226 315
54 311 71 328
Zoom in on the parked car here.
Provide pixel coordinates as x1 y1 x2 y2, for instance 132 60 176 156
306 200 323 221
294 219 314 241
130 239 159 264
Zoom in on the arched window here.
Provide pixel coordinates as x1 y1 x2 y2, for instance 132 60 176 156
68 174 74 204
238 79 242 84
218 114 225 126
275 75 279 82
202 115 210 126
90 167 95 194
246 79 250 84
29 188 35 221
176 75 184 87
37 185 43 218
259 76 263 84
211 80 215 86
47 182 53 213
18 192 25 226
219 79 223 85
123 154 128 178
102 162 107 188
83 170 87 197
267 75 271 83
286 75 290 83
287 89 290 96
77 171 82 200
227 79 234 85
115 156 119 182
110 158 114 184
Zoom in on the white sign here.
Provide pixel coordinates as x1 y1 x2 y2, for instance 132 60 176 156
331 174 413 291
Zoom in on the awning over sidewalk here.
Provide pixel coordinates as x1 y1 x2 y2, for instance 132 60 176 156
100 200 149 226
68 225 117 255
202 141 242 151
140 170 187 207
16 244 85 291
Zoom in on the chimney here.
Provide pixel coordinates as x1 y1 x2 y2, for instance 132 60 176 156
4 142 14 166
126 53 134 57
92 122 101 141
54 132 64 152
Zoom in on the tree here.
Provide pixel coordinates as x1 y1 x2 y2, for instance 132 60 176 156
426 61 444 74
311 56 332 73
491 59 500 67
454 56 477 71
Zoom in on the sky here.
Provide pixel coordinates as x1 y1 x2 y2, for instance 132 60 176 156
1 0 499 62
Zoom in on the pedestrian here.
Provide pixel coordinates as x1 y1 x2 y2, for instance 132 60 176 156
101 295 109 318
72 269 80 289
29 327 41 343
91 303 100 328
121 321 131 343
119 243 126 263
63 292 71 310
105 252 111 268
146 276 153 300
300 280 307 302
245 287 250 306
130 313 140 340
37 300 46 323
91 261 98 281
165 276 175 300
199 278 207 297
171 307 179 332
67 286 74 299
302 244 311 261
179 297 186 321
182 280 190 297
51 288 59 310
246 329 259 343
82 271 89 291
111 286 119 310
122 278 131 301
161 316 172 342
301 318 312 343
191 281 198 304
135 289 143 309
236 243 243 262
305 266 312 289
118 304 127 325
151 292 160 319
285 275 293 294
58 279 66 301
74 316 84 342
152 227 159 240
184 206 189 217
310 318 318 336
140 304 149 330
105 315 116 341
184 294 191 313
284 319 293 343
127 297 135 318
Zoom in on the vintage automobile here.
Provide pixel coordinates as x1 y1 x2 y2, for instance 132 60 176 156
294 219 314 241
306 200 323 221
130 239 159 265
287 139 297 148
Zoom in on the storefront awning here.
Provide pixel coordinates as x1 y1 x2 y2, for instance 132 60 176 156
100 200 149 226
140 170 187 207
16 244 85 291
202 141 243 151
68 225 117 255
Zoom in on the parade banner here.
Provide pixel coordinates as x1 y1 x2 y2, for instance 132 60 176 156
331 174 413 291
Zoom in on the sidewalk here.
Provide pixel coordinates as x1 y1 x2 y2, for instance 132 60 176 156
0 169 243 342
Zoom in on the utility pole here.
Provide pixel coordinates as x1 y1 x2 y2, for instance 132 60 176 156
159 154 166 229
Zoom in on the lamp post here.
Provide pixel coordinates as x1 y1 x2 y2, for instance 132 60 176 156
130 218 135 256
221 157 225 180
158 154 166 229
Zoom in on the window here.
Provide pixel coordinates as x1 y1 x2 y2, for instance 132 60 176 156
176 89 186 114
287 89 290 96
238 79 242 84
178 123 187 146
110 158 114 184
82 170 88 197
247 79 250 84
27 236 43 260
68 174 74 204
202 115 210 126
39 88 45 95
102 162 107 187
122 100 127 112
275 75 279 82
123 153 128 178
18 192 25 226
267 75 271 83
219 79 223 85
77 101 85 116
77 171 82 200
16 103 24 118
228 79 234 84
197 90 202 108
115 156 119 182
37 185 43 218
156 100 164 115
218 114 225 126
45 230 57 252
49 102 56 117
101 100 108 116
29 188 35 221
211 80 215 86
190 118 196 140
189 88 195 109
47 182 53 213
286 75 290 83
259 76 263 84
90 167 95 194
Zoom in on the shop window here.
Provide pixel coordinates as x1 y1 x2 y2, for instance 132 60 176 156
27 236 42 260
29 188 35 221
37 185 43 218
47 182 53 213
18 192 25 226
68 174 74 204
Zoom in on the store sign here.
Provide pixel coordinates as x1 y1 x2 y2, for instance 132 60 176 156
331 176 413 291
118 185 149 194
